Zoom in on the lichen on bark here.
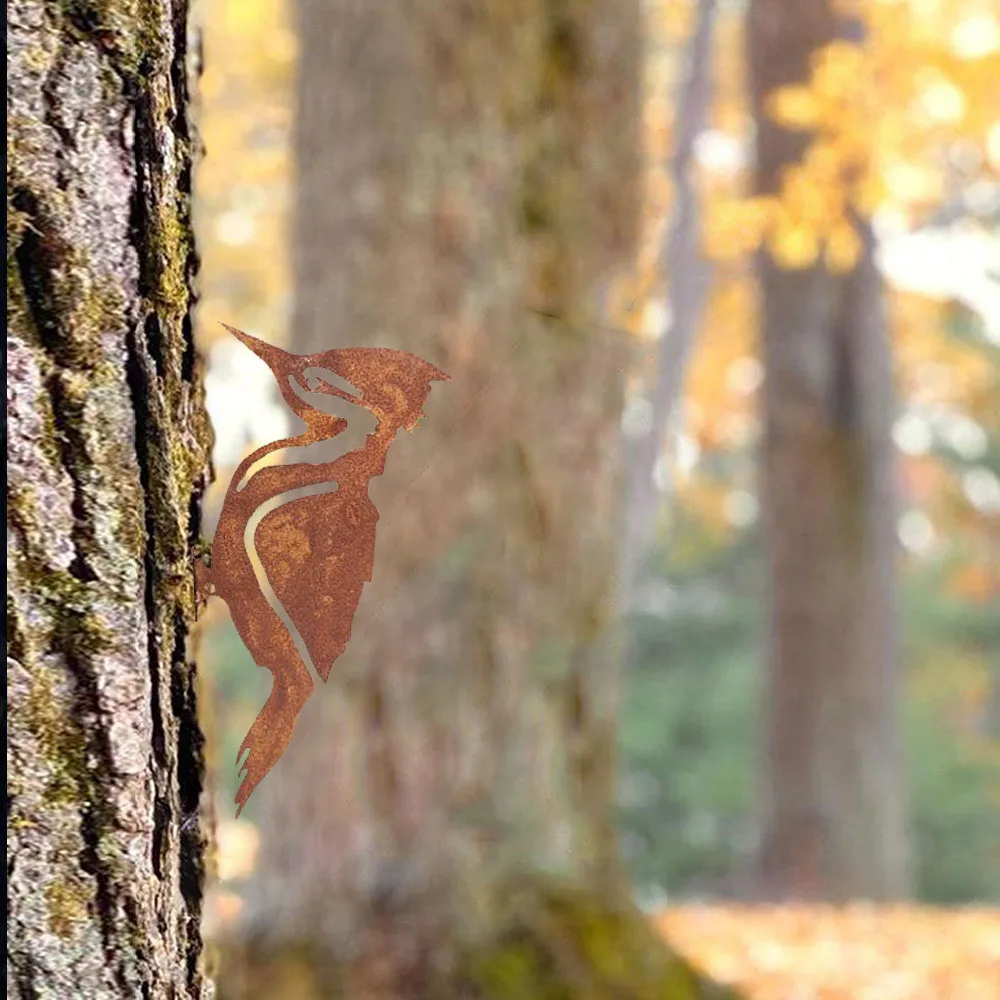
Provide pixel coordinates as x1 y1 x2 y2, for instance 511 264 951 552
7 1 213 997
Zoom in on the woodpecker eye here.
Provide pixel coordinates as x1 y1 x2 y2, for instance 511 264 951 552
302 367 360 398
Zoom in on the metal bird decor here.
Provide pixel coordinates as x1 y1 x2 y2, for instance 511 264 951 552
194 324 449 817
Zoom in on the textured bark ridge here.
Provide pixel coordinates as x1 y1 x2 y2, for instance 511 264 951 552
7 2 213 997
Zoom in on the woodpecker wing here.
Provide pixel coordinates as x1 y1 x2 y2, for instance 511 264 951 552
254 488 378 683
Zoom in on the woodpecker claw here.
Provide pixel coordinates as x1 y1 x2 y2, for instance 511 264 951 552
192 554 216 619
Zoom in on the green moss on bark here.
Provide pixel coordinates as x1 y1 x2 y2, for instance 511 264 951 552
60 0 170 78
460 877 744 1000
45 879 94 938
24 665 91 807
214 875 745 1000
145 190 194 312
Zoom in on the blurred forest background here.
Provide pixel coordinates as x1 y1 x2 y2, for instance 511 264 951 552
190 0 1000 994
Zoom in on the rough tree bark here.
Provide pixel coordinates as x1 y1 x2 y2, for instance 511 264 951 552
7 2 213 997
216 2 743 999
748 0 912 900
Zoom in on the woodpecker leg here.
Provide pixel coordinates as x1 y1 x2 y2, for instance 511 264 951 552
192 550 216 617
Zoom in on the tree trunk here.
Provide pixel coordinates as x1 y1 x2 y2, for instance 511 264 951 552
7 2 213 997
620 0 718 611
215 2 744 998
748 0 912 900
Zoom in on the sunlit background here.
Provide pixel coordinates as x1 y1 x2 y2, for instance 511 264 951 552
193 0 1000 993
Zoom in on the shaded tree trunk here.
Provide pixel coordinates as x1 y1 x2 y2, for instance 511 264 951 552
620 0 718 610
7 2 213 997
216 2 745 998
748 0 912 900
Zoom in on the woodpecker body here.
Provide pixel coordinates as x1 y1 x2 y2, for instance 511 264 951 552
196 325 448 815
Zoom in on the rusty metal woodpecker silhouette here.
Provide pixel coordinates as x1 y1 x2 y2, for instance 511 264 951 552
196 324 449 816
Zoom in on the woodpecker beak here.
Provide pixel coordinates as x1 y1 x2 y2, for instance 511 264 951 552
222 323 326 424
221 323 298 376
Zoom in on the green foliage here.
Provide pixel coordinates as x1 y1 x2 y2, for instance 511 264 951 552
618 511 760 898
907 702 1000 903
619 512 1000 904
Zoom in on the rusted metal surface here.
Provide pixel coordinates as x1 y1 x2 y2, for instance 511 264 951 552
196 325 448 816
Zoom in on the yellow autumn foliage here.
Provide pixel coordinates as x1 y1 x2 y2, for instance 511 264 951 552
825 219 864 273
766 86 822 131
687 0 1000 274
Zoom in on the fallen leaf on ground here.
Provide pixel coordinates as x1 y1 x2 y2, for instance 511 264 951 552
654 905 1000 1000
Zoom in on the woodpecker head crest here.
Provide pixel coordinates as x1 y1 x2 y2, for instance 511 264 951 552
221 324 449 434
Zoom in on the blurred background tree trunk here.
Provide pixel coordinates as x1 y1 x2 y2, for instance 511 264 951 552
748 0 912 901
7 1 212 996
620 0 718 611
216 1 744 997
